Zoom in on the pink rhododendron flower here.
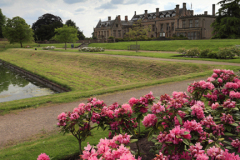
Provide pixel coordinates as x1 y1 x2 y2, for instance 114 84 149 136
70 112 79 121
207 146 223 158
223 99 236 108
221 113 235 124
231 139 240 152
200 115 216 129
218 78 223 83
37 153 50 160
189 143 205 158
57 112 67 126
183 120 203 134
142 114 157 127
229 91 240 99
207 77 215 82
128 97 139 107
191 105 205 119
212 124 224 136
151 102 165 114
211 102 219 110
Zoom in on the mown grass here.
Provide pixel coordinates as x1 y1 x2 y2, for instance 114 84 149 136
89 39 240 51
0 41 81 49
0 49 220 114
53 49 240 64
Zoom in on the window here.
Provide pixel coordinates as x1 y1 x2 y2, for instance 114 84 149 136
160 15 164 18
118 30 121 37
160 33 165 37
182 20 186 28
195 20 199 27
171 23 174 31
113 30 116 37
190 20 193 28
116 24 118 27
152 24 155 31
172 13 176 17
166 14 170 18
166 23 169 30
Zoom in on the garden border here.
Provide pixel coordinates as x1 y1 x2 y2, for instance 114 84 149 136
0 59 71 93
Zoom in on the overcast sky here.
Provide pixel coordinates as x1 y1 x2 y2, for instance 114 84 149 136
0 0 221 37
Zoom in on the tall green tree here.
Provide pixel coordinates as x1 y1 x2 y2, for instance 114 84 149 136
65 19 85 40
53 25 78 50
124 20 150 52
211 0 240 38
32 13 63 41
3 16 34 48
0 9 6 38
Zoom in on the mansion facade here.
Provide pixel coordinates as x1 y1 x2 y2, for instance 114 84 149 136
93 3 216 40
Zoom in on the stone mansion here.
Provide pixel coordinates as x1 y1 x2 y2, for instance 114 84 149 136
93 2 216 40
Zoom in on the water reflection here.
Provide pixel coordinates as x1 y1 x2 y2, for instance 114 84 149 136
0 64 55 102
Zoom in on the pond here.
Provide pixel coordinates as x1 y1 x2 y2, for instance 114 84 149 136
0 64 56 103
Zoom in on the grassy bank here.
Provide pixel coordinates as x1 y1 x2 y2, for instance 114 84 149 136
0 49 219 114
53 49 240 64
89 39 240 51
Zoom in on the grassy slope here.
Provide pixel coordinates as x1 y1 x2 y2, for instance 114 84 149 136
0 49 219 113
54 49 240 64
89 39 240 51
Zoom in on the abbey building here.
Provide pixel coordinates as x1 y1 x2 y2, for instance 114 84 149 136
93 3 216 40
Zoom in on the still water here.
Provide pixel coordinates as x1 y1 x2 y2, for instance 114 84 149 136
0 64 56 103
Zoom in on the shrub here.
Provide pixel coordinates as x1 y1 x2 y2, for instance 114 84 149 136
79 47 105 52
186 47 200 56
177 48 187 55
230 46 240 56
42 46 55 50
199 49 211 58
207 51 218 58
218 47 235 59
108 36 114 40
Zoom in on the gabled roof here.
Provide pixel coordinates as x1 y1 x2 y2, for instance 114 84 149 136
95 18 134 28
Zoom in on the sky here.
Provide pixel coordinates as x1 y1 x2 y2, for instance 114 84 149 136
0 0 221 37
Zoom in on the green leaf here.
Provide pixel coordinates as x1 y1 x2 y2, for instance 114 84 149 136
230 123 238 127
130 139 138 143
224 132 235 136
176 114 183 125
182 139 189 145
74 124 79 132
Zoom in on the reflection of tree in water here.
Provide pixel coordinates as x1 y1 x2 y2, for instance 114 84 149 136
0 65 29 93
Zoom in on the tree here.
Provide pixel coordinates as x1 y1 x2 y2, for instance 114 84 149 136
65 19 85 40
32 13 63 41
0 9 6 38
211 0 240 38
3 16 34 48
53 25 78 50
124 20 150 52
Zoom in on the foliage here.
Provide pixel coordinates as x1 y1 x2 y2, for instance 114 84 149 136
186 47 200 56
200 49 211 58
211 0 240 38
208 51 218 58
32 13 63 41
65 19 85 40
108 36 114 40
176 48 187 55
0 9 6 38
42 46 55 50
230 46 240 56
53 25 78 50
218 47 235 59
79 47 105 52
2 16 34 48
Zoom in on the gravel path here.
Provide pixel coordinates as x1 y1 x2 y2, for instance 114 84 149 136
1 50 240 148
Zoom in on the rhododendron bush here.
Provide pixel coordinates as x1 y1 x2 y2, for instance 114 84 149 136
53 69 240 160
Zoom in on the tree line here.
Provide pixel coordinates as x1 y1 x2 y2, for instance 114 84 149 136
0 10 85 47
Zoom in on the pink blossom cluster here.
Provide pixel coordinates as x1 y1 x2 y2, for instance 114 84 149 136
128 92 155 113
223 99 236 108
220 113 235 124
211 102 220 110
142 114 157 127
57 112 67 126
183 120 203 134
37 153 50 160
225 82 240 90
200 115 224 136
189 143 207 159
191 104 205 119
187 80 215 93
231 139 240 152
212 69 235 82
229 91 240 99
151 102 165 114
81 134 141 160
87 98 106 109
157 126 191 144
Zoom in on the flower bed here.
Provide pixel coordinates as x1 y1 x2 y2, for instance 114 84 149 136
42 46 55 50
39 69 240 160
79 47 105 52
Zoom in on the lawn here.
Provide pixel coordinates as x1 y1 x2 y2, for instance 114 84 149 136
0 48 221 114
53 49 240 64
89 39 240 51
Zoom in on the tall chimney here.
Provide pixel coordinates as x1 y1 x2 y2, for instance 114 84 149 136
108 16 111 21
204 11 208 15
134 11 136 15
212 4 215 16
190 10 194 15
145 10 148 19
118 15 121 20
183 3 186 16
125 16 128 22
176 5 179 16
156 8 159 17
183 3 186 9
